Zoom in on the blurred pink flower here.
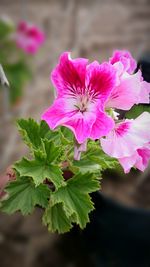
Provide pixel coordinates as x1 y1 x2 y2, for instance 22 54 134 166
101 112 150 172
109 50 137 74
16 21 45 54
42 52 116 144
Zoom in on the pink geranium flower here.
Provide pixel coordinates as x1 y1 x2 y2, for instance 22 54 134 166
42 52 116 144
109 50 137 74
101 112 150 172
106 50 150 110
16 21 45 54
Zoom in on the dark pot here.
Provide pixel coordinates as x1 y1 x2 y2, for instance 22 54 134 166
81 192 150 267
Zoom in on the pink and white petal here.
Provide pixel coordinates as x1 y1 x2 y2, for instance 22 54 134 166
106 71 142 110
63 111 96 144
139 81 150 104
90 110 115 140
120 144 150 173
109 50 137 74
100 125 137 158
41 98 77 129
101 112 150 158
132 112 150 141
136 145 150 171
51 52 88 97
86 61 117 104
113 62 125 83
118 152 138 173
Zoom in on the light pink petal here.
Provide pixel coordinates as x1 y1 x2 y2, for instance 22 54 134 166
119 144 150 173
132 112 150 140
101 112 150 158
113 62 125 81
90 109 115 139
51 52 88 97
86 61 117 105
138 80 150 104
106 70 150 110
118 152 138 173
41 98 77 129
63 112 96 144
109 50 137 74
101 121 136 158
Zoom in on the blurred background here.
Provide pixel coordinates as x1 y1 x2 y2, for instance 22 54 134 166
0 0 150 266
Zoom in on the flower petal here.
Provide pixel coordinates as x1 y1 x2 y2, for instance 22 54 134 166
119 144 150 173
90 109 115 139
101 112 150 158
86 61 117 105
136 145 150 171
41 98 77 129
51 52 88 97
106 70 150 110
64 112 96 144
139 80 150 104
109 50 137 74
118 153 138 173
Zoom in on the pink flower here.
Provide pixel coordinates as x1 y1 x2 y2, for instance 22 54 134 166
16 21 45 54
41 52 116 144
109 50 137 74
106 67 150 110
101 112 150 172
106 50 150 110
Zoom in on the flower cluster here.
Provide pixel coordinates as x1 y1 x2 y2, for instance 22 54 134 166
16 21 45 54
42 50 150 173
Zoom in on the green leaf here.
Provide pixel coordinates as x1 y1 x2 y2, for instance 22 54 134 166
84 144 119 171
60 126 73 144
14 157 64 188
126 105 150 119
73 158 101 174
17 118 41 149
42 139 60 164
43 203 72 233
67 172 100 194
17 118 61 151
1 177 50 215
43 173 100 233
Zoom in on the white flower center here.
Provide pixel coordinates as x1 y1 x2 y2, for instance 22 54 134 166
75 95 90 113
